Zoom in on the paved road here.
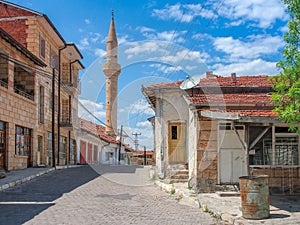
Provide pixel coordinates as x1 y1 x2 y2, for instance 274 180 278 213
0 166 220 225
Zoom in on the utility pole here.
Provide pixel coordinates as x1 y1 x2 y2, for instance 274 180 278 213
144 146 147 165
118 125 123 164
51 63 56 168
132 132 141 150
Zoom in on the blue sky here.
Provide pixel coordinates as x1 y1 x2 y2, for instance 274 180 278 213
8 0 289 149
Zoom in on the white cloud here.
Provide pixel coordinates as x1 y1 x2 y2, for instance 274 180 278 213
91 33 101 43
152 3 215 22
138 26 187 43
94 48 106 57
219 0 288 28
78 99 106 122
84 19 91 25
136 26 155 33
212 59 279 76
150 64 183 74
136 121 152 128
122 41 208 74
155 49 209 64
213 35 284 61
124 42 163 59
280 24 289 33
120 99 154 116
77 37 90 50
118 35 129 45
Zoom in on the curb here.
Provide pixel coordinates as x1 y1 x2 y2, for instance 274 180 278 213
0 165 82 192
0 167 55 191
154 180 238 224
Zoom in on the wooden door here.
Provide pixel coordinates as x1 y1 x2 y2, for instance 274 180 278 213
168 122 186 164
0 130 5 170
80 140 87 164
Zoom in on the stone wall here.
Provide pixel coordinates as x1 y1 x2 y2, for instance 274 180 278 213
196 116 218 192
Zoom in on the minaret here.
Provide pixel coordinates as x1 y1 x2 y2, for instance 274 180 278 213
103 11 121 136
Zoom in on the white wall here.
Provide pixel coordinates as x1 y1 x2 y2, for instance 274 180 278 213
153 89 190 178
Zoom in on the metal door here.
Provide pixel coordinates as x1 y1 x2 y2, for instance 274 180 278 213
218 124 247 183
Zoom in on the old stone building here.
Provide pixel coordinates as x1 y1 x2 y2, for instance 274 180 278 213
143 72 300 194
0 1 83 170
76 118 129 165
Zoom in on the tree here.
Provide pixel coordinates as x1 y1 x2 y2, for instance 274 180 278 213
272 0 300 134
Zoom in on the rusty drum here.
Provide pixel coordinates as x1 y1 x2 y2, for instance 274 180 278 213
239 175 270 219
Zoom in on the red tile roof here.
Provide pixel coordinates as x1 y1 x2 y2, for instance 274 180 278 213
145 75 273 89
199 75 272 87
189 93 272 105
134 150 154 156
79 118 118 144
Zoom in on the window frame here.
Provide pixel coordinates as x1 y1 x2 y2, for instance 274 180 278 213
15 125 32 156
39 34 46 59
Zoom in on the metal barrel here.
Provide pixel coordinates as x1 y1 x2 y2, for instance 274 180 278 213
239 175 270 219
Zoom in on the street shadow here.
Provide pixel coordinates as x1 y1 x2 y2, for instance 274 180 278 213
270 195 300 213
0 166 99 225
269 213 290 219
91 164 145 175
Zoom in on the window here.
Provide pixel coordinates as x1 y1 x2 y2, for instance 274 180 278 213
59 136 66 160
39 35 46 59
70 139 76 162
49 46 59 70
94 145 98 163
39 86 44 123
263 136 299 165
37 135 43 153
49 90 53 109
251 135 299 166
15 125 31 156
171 126 177 140
46 132 52 159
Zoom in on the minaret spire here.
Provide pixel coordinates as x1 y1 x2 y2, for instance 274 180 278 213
103 12 121 136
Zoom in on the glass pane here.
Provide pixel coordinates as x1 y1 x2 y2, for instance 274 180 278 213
172 126 177 140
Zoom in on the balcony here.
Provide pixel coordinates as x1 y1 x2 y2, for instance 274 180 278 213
0 79 8 89
61 80 80 94
14 84 34 101
60 117 73 128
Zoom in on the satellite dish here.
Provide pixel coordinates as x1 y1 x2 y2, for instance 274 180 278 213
180 74 201 90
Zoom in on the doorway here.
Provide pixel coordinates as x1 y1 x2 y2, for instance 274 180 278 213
0 122 6 170
218 123 247 184
168 122 186 164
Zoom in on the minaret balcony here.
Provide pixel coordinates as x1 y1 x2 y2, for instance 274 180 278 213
103 63 121 77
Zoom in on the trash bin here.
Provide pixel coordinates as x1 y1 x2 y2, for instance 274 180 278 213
239 175 270 219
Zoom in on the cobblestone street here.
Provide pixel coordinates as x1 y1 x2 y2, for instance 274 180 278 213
0 166 220 225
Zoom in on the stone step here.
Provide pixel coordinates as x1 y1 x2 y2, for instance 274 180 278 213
170 178 189 183
171 174 189 179
216 191 240 197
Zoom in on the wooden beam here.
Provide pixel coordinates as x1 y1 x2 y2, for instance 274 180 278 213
201 110 240 120
232 124 249 175
249 127 270 150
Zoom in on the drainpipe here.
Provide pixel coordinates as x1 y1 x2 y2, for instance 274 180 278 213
58 46 67 166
